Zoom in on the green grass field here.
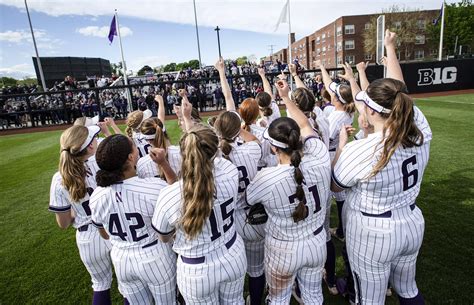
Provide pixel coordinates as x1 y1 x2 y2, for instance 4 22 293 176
0 94 473 305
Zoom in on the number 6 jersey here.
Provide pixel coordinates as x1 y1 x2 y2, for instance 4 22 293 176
332 106 432 214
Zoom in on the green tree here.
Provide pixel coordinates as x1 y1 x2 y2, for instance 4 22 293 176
163 63 177 72
0 77 18 87
137 65 153 76
426 0 474 57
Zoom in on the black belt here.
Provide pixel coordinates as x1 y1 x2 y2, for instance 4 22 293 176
142 240 158 249
78 224 89 232
181 232 237 264
361 203 416 218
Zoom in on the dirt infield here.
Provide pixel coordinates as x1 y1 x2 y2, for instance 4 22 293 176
1 89 473 137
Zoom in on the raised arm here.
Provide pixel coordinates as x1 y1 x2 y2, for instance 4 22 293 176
313 60 334 96
338 62 364 114
289 63 306 89
178 89 194 131
258 67 275 100
275 79 315 138
154 94 165 124
356 61 370 91
384 30 404 83
214 58 235 111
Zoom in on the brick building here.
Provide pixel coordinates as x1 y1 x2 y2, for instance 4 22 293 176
273 9 438 69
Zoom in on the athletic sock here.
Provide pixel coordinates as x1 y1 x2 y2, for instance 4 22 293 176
325 240 336 286
248 274 266 305
92 289 111 305
336 200 345 237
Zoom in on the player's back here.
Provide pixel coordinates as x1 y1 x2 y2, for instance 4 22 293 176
90 176 169 251
154 157 239 258
247 137 331 240
334 106 432 214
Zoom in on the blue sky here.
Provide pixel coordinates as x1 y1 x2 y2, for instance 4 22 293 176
0 0 448 79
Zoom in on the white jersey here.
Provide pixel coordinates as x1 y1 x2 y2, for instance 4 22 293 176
333 106 432 214
249 124 278 168
313 106 330 148
227 141 261 208
327 110 354 152
132 132 151 158
136 145 182 178
246 137 331 240
152 157 239 258
49 159 98 228
90 176 169 249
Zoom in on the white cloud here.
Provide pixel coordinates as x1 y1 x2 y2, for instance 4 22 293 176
77 25 133 38
0 0 447 35
0 63 35 79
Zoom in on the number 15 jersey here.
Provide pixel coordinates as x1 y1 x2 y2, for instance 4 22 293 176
332 106 432 215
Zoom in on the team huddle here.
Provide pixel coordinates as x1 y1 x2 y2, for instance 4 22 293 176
49 30 431 305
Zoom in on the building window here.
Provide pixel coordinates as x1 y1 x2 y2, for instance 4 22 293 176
344 40 355 50
394 21 402 30
337 42 342 51
345 25 355 34
322 34 326 42
337 26 342 36
345 55 355 64
415 35 425 45
364 23 371 30
417 19 426 30
415 50 424 60
337 57 343 65
365 53 373 60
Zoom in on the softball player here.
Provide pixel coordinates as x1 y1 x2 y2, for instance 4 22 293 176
152 124 247 305
125 109 153 158
90 134 177 305
332 30 431 305
49 125 113 305
246 79 331 305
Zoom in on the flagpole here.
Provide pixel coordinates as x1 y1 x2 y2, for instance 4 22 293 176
115 9 132 112
287 0 293 90
25 0 47 92
438 2 445 61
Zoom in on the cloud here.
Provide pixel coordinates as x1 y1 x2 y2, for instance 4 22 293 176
0 0 445 35
77 25 133 38
0 63 35 79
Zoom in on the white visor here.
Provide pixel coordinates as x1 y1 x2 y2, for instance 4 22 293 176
355 91 391 114
140 109 153 124
80 125 100 151
84 115 99 127
329 82 347 104
263 128 289 149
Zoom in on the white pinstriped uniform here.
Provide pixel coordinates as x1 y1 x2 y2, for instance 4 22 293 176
246 137 331 305
132 132 152 158
90 177 177 304
257 101 281 128
249 124 278 168
152 157 247 305
136 146 182 178
332 106 431 305
327 110 354 203
48 160 113 292
226 140 265 278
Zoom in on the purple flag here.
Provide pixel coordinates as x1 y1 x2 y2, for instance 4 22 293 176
433 3 443 25
108 15 117 44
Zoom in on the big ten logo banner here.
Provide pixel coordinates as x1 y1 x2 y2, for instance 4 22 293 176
417 67 457 86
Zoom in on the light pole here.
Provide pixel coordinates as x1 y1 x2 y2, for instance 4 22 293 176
214 26 222 58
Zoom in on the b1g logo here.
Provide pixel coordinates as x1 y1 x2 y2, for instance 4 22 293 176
417 67 457 86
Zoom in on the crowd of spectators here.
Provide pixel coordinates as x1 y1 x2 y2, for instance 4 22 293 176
0 59 325 129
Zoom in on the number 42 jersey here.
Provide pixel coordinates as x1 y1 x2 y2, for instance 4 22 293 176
332 106 432 215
